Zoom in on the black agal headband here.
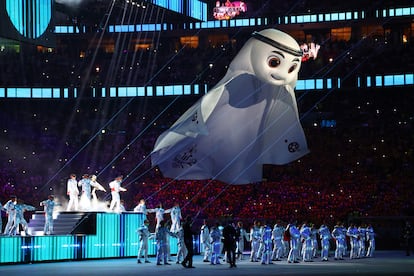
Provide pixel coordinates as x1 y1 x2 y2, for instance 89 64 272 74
251 31 303 57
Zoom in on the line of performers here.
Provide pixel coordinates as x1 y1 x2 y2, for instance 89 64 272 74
197 220 376 265
1 194 59 236
66 174 127 212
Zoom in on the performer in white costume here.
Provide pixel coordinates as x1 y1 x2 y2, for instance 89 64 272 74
250 220 261 262
346 223 360 259
134 199 148 219
40 195 59 235
318 222 331 261
210 223 222 265
332 221 346 260
109 176 127 212
152 28 308 185
169 203 182 233
3 195 17 235
66 174 79 211
200 219 211 262
271 220 285 261
287 222 301 263
90 175 106 209
148 203 171 229
366 224 376 257
300 222 313 262
235 221 249 260
175 224 187 264
78 174 92 210
136 219 151 263
9 200 36 236
260 222 273 265
358 224 367 258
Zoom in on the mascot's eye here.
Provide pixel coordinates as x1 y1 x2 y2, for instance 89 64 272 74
288 64 298 73
268 57 281 68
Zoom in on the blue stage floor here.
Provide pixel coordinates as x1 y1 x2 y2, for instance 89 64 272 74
1 251 414 276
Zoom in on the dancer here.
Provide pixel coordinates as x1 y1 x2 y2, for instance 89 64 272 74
10 200 35 236
260 221 273 265
155 220 173 265
235 221 249 260
136 219 151 264
210 223 222 265
40 195 59 235
332 221 346 260
109 176 127 212
358 224 367 258
318 222 331 261
148 202 171 229
300 222 313 262
169 202 182 233
271 220 285 261
134 199 148 219
200 219 211 262
366 223 376 257
175 223 187 264
346 223 360 259
287 221 301 263
66 173 79 211
3 195 17 235
249 220 261 262
90 174 106 209
78 174 92 210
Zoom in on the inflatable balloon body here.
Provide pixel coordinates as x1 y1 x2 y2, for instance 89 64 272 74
151 29 309 184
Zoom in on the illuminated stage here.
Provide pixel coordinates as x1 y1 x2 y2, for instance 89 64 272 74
0 212 178 264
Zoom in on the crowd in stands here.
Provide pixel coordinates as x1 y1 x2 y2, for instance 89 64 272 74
1 29 413 88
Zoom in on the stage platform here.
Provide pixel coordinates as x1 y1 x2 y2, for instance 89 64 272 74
0 212 178 264
1 251 414 275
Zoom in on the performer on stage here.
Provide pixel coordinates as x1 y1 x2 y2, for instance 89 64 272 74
40 195 59 235
134 199 148 219
90 175 106 209
66 173 79 211
109 176 127 212
9 200 36 236
148 202 171 229
78 174 92 210
3 195 17 235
